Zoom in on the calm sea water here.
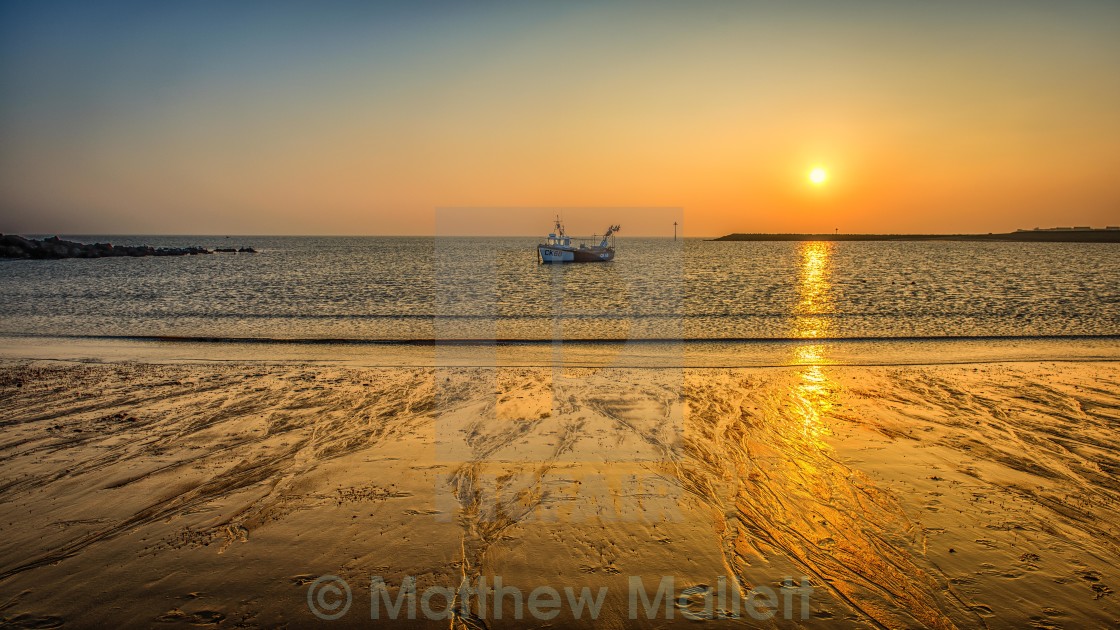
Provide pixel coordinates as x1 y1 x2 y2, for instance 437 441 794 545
1 236 1118 341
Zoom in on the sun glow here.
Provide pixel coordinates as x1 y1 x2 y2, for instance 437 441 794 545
809 167 828 185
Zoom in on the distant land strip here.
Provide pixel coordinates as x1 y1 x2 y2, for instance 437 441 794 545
711 229 1120 243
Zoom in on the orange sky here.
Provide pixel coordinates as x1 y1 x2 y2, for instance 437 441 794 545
1 2 1118 236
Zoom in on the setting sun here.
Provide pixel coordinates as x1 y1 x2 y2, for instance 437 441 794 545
809 167 828 185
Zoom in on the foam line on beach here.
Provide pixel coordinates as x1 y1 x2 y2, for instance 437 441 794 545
2 333 1120 369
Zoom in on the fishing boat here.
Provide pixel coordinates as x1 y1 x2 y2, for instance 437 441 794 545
537 217 619 263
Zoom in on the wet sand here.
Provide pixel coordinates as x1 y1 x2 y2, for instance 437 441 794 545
0 359 1118 628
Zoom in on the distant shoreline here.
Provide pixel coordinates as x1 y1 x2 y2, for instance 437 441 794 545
711 230 1120 243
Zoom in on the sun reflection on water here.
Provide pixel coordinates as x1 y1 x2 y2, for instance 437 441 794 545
794 241 833 339
791 242 837 442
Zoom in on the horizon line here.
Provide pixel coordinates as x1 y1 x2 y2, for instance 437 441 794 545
7 228 1097 239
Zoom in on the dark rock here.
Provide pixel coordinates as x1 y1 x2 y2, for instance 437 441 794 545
0 234 220 260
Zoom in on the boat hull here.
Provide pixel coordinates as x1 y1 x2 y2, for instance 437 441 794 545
538 245 614 263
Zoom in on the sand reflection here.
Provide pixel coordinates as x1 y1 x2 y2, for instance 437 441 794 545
789 355 832 444
720 242 961 627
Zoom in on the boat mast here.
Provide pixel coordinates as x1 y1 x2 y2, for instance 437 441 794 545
599 225 620 248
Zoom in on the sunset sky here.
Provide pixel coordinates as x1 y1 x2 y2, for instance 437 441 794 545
2 1 1118 237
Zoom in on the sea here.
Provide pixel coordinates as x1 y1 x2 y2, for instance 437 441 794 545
2 235 1118 366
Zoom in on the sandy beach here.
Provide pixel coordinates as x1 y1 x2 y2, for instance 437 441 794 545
1 357 1116 628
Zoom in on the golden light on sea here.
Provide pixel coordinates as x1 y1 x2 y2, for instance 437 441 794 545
794 241 834 339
